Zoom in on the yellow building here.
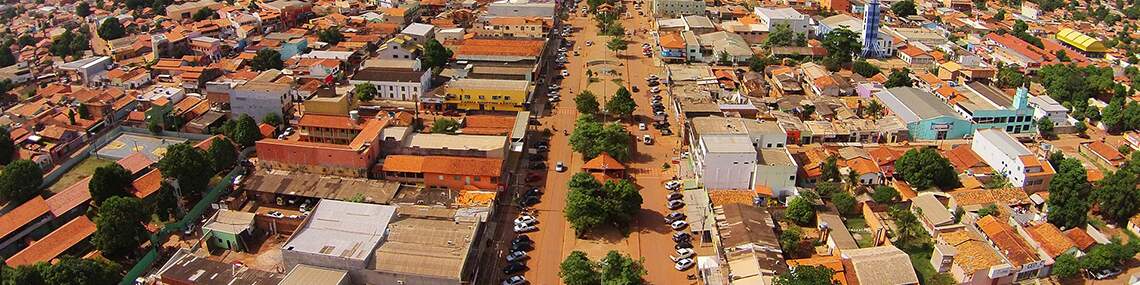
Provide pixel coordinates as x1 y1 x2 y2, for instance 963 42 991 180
1055 28 1107 54
303 92 352 115
445 79 531 111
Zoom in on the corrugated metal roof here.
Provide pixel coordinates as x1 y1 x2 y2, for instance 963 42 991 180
1055 28 1107 52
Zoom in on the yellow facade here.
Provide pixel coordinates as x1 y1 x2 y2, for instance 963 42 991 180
444 79 530 111
303 94 352 115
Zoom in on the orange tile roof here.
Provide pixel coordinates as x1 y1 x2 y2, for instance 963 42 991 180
382 155 425 173
1086 141 1125 165
0 197 51 240
660 32 685 49
259 123 276 138
4 216 96 267
383 155 502 177
194 135 229 151
943 144 985 173
456 39 545 58
116 152 155 174
582 153 625 170
45 177 92 217
845 157 880 175
947 187 1031 207
298 114 368 130
788 256 847 285
976 215 1039 266
1063 228 1096 251
892 180 917 201
941 229 1006 274
1025 222 1074 258
131 169 164 199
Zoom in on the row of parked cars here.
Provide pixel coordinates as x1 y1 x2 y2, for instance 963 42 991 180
504 188 543 285
663 180 694 271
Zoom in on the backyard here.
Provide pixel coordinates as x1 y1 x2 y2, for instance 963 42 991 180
843 217 877 248
46 157 113 193
902 242 956 285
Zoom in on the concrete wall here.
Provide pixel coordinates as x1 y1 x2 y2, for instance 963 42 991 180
699 149 756 190
231 88 289 124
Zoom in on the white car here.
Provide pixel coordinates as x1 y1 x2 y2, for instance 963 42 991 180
671 220 688 230
671 248 695 261
515 214 538 226
665 180 681 190
502 275 527 285
638 123 647 130
514 223 537 233
506 250 529 262
559 47 568 52
561 70 570 77
674 258 694 271
555 161 567 172
586 40 593 46
650 86 661 93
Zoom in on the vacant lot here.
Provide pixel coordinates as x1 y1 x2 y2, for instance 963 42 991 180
46 157 113 194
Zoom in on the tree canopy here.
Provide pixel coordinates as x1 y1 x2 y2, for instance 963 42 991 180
50 30 89 60
422 39 453 70
883 68 914 88
785 196 815 226
2 256 121 285
0 46 14 68
97 17 126 40
831 191 857 217
207 137 238 173
890 0 917 17
88 163 133 206
606 37 628 55
0 127 15 165
76 2 92 17
559 251 601 285
564 173 643 235
821 27 860 71
765 23 803 47
0 160 44 203
1094 169 1140 225
570 114 631 161
871 185 899 204
1048 158 1091 229
575 90 601 114
250 49 284 71
192 7 215 21
157 143 213 195
852 61 880 77
353 83 377 101
606 86 637 118
1052 253 1080 279
224 114 262 147
780 225 805 258
888 205 928 248
431 118 460 134
262 112 283 127
773 265 836 285
820 155 840 183
317 27 344 45
559 250 645 285
894 148 960 190
92 196 148 257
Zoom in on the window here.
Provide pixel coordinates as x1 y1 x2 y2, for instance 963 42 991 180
454 175 462 180
777 143 784 147
789 176 795 181
474 177 481 181
504 96 511 101
1006 126 1014 132
766 143 772 148
438 175 445 180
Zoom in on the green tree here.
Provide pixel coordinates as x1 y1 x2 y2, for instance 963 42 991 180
2 262 49 285
1055 50 1071 62
559 251 600 285
0 160 44 203
88 164 133 206
353 83 377 101
1081 241 1140 271
894 148 960 190
97 17 125 40
865 100 884 119
0 46 14 68
606 37 628 56
1074 121 1088 135
570 115 631 161
261 112 282 127
225 114 262 146
1094 169 1140 224
765 23 796 47
996 66 1027 88
317 26 344 45
192 7 214 21
821 27 860 69
44 256 121 285
831 191 857 217
749 55 768 72
0 128 15 165
599 251 646 285
430 118 460 134
852 61 881 77
77 106 92 120
422 39 453 70
1037 117 1054 138
994 9 1006 20
207 137 237 173
157 143 213 195
565 182 606 236
785 197 815 225
780 225 804 257
606 86 637 118
883 68 914 88
871 185 899 203
890 0 917 17
76 1 92 17
148 119 163 134
92 196 148 257
773 265 836 285
1052 253 1079 279
888 205 928 247
603 179 642 228
815 181 841 198
820 155 840 182
575 90 600 114
50 30 88 59
977 204 998 217
250 48 284 71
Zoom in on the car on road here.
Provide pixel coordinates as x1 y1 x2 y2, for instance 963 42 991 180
513 223 537 233
639 123 647 130
665 180 681 190
672 232 690 242
665 212 686 223
650 86 661 93
506 250 529 262
511 241 534 252
647 74 658 81
666 192 682 201
674 258 695 271
667 199 685 210
586 40 593 46
548 96 561 103
561 70 570 77
671 220 688 230
503 262 528 274
631 85 639 92
672 248 695 260
502 275 527 285
513 235 533 245
1086 268 1123 280
555 161 567 172
559 47 567 52
674 241 693 249
642 135 653 145
515 214 537 226
660 128 673 136
642 43 651 48
549 84 561 90
647 80 660 86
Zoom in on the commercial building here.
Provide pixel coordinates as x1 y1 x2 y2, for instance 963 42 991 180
934 228 1014 284
381 155 504 191
486 1 556 18
971 128 1053 192
443 78 531 111
1055 28 1107 56
976 216 1049 281
282 200 397 271
1027 95 1069 128
874 87 972 140
255 116 390 177
350 67 432 102
951 84 1037 135
231 81 293 123
652 0 706 17
754 8 810 35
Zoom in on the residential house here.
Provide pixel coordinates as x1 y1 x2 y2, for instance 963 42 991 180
1081 141 1126 168
230 81 293 123
840 246 920 285
912 193 961 237
754 8 810 35
716 203 788 284
400 23 436 44
255 116 391 177
976 216 1049 281
934 228 1015 284
381 155 503 191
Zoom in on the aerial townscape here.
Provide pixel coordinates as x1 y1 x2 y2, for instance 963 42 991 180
4 0 1140 283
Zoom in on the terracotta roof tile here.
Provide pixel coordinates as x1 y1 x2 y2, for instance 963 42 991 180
45 177 92 216
582 153 625 170
382 155 502 177
116 152 155 174
0 197 51 240
1064 228 1096 251
4 216 96 267
976 215 1040 266
131 169 164 199
1026 222 1074 258
940 229 1006 274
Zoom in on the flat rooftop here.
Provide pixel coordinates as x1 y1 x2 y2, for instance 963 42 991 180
758 149 795 167
284 200 397 261
691 117 783 136
975 128 1031 158
372 216 478 279
243 171 400 203
702 135 756 153
403 133 506 151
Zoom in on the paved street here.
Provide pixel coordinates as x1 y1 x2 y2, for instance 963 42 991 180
479 2 695 285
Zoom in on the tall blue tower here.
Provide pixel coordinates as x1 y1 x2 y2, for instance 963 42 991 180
861 0 882 58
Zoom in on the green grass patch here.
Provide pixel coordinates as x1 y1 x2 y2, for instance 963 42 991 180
902 243 956 285
46 157 114 193
843 217 875 248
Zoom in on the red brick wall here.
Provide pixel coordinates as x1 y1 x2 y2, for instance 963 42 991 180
255 141 378 177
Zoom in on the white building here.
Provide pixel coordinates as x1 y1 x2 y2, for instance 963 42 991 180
756 149 798 196
487 1 555 18
652 0 706 17
970 129 1053 192
754 7 810 36
281 200 396 271
697 135 757 190
817 14 894 58
349 67 432 102
690 117 793 193
400 23 437 44
1027 95 1070 127
230 81 292 123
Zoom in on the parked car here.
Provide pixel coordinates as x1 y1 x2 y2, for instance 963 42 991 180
642 135 653 145
502 275 527 285
518 196 540 208
631 85 639 92
511 241 534 252
650 86 661 93
555 161 567 172
639 123 647 130
666 192 682 201
674 241 693 249
672 232 691 242
503 262 528 274
513 223 537 233
506 250 529 262
674 258 695 271
664 181 681 190
647 80 660 86
660 128 673 136
561 70 570 77
526 187 543 197
1087 267 1123 280
515 214 537 226
665 212 686 223
667 199 685 210
513 235 533 245
672 248 695 260
671 220 688 230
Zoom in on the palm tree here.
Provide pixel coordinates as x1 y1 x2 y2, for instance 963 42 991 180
845 169 860 191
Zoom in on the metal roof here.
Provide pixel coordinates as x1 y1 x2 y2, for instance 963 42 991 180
1055 28 1107 52
875 87 962 123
